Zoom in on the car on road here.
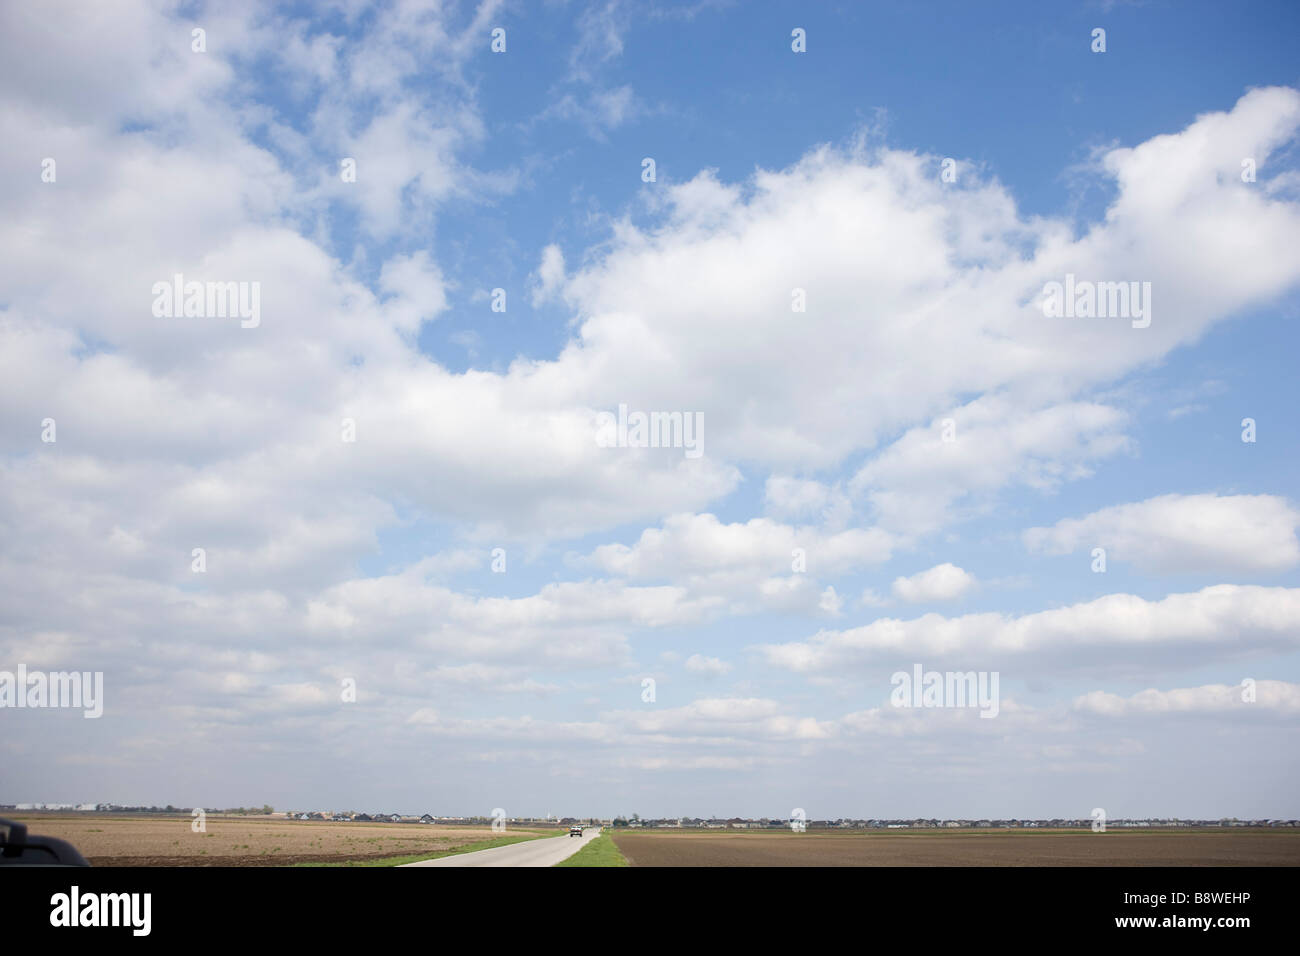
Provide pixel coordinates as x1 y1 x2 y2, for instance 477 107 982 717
569 826 583 837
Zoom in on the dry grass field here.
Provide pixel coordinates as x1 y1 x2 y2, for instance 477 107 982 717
12 814 553 866
611 828 1300 867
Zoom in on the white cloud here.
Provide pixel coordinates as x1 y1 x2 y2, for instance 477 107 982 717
764 475 852 526
379 251 449 331
5 85 1299 556
1024 493 1300 574
534 86 640 137
406 696 834 745
587 513 897 614
1075 680 1300 716
531 244 567 306
684 654 732 676
892 563 977 602
610 697 834 741
591 513 897 580
3 2 1300 815
818 585 844 615
568 1 630 80
852 398 1132 535
760 585 1300 675
591 84 636 126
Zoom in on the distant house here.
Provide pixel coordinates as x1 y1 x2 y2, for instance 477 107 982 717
419 814 435 824
354 813 372 822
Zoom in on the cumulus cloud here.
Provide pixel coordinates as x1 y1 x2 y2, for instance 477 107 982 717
407 696 833 745
1074 680 1300 716
1024 493 1300 574
531 244 567 306
852 398 1132 535
586 512 897 613
378 251 450 330
892 563 977 602
759 585 1300 676
764 475 852 526
562 88 1300 491
3 1 1300 812
818 585 844 615
6 83 1300 556
591 513 896 579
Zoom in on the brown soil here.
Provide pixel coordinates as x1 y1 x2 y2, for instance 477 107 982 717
10 814 539 866
611 828 1300 867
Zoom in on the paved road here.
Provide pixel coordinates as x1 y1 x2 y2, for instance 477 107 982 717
401 828 600 868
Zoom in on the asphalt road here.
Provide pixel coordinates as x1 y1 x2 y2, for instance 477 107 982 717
401 827 600 867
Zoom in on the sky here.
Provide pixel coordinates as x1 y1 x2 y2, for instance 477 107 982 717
2 0 1299 821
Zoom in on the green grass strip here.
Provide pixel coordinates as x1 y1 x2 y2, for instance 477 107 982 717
554 832 629 867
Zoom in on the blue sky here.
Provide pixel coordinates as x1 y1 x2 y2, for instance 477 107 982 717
2 0 1300 820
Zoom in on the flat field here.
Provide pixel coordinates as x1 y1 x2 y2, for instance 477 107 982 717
11 814 553 866
610 828 1300 867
